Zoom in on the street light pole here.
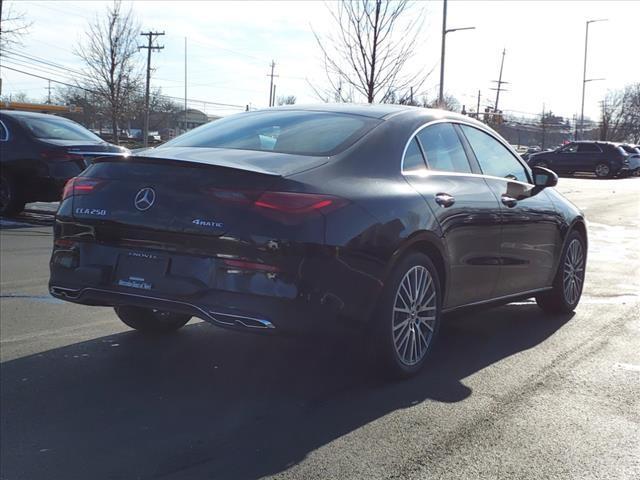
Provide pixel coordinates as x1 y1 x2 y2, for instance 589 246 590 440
438 0 475 107
579 18 607 139
438 0 448 107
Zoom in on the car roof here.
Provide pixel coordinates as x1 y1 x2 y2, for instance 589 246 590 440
571 140 618 146
253 103 479 123
0 110 74 121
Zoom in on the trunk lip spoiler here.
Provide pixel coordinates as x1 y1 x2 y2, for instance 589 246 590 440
93 146 329 177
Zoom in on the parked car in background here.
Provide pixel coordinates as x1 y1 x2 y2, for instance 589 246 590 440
527 140 631 178
0 110 129 216
520 146 542 162
127 128 162 144
619 144 640 176
49 104 587 378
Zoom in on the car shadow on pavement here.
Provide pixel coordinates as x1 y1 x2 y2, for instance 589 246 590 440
0 302 573 480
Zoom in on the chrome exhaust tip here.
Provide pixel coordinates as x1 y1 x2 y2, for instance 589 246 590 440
208 310 275 330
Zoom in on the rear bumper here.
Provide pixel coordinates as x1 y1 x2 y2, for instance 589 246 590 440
48 239 378 335
49 285 283 332
48 279 348 334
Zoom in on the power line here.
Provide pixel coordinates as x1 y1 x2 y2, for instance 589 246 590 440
1 49 88 77
0 65 93 92
0 64 245 109
1 48 246 107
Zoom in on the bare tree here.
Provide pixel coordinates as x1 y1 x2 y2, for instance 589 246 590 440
313 0 427 104
75 1 142 144
277 95 297 106
0 90 31 103
0 0 32 49
424 94 460 112
600 83 640 143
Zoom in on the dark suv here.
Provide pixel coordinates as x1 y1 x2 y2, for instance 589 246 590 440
527 141 630 178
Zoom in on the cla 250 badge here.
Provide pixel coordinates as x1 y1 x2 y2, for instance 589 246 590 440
192 219 224 228
75 207 107 216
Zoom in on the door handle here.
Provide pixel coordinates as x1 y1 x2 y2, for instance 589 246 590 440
501 195 518 208
435 193 455 208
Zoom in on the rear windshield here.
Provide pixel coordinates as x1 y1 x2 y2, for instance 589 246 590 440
162 110 380 156
21 116 102 142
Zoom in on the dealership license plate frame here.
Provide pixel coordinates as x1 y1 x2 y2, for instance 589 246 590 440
114 253 169 291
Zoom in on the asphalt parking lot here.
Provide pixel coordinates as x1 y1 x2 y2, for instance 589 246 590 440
1 176 639 480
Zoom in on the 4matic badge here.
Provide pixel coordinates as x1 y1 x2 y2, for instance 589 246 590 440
192 219 224 228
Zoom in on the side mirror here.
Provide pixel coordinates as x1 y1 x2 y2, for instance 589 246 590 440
532 166 558 188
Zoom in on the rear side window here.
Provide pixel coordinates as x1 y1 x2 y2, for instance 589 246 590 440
162 111 380 156
416 123 471 173
402 138 427 172
460 125 529 183
560 143 578 153
577 143 601 153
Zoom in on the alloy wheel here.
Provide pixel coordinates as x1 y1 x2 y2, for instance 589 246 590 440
563 238 585 305
392 265 437 366
595 164 610 177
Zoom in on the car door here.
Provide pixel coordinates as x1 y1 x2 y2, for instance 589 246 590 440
458 124 562 297
402 122 502 308
553 143 578 172
576 142 602 171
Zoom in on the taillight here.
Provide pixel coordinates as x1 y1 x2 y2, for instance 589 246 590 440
204 187 348 217
61 177 104 200
41 149 84 162
254 192 340 214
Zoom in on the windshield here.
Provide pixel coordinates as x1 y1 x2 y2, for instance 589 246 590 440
162 110 380 156
22 116 103 142
621 145 640 154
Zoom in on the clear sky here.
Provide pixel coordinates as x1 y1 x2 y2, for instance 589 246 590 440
2 0 639 121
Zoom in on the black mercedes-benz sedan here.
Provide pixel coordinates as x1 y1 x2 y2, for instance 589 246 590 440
0 110 129 216
49 104 587 377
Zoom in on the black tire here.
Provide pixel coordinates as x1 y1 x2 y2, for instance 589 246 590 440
594 162 612 178
114 306 191 333
0 172 26 216
536 231 586 314
370 252 442 379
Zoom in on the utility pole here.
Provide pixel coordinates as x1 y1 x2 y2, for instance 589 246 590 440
139 31 165 147
438 0 447 107
490 49 508 114
46 79 52 104
272 83 277 106
267 60 278 107
540 103 547 150
579 19 607 140
476 90 481 120
410 86 414 105
438 0 475 107
184 37 188 134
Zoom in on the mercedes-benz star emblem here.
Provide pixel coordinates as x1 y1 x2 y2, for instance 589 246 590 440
134 187 156 211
